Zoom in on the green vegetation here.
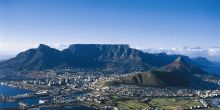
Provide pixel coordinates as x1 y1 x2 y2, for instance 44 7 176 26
93 81 108 88
113 97 203 110
111 96 150 110
115 100 151 110
111 96 121 101
148 98 202 109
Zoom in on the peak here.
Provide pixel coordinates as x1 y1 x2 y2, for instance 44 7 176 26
37 44 55 51
38 44 51 49
156 52 167 56
160 56 190 72
174 56 185 62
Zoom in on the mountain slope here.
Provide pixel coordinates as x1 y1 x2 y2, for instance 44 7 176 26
0 44 63 70
117 57 219 89
192 57 212 66
62 44 148 71
0 44 212 73
191 57 220 76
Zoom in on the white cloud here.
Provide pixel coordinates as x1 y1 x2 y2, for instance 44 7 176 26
208 47 220 56
0 43 220 61
142 47 220 61
49 43 69 50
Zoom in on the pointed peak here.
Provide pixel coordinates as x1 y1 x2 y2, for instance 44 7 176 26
37 44 56 52
160 56 191 72
38 44 51 49
174 56 185 62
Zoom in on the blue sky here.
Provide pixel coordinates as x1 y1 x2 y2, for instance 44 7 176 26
0 0 219 59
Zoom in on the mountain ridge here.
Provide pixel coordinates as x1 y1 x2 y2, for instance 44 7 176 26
0 44 214 73
113 57 219 89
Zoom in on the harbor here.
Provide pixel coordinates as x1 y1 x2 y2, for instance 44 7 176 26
0 84 93 110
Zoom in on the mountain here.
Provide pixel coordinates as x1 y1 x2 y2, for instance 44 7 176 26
61 44 149 71
116 57 219 89
0 44 214 73
0 44 62 70
142 47 220 62
191 57 220 76
160 56 204 73
192 57 212 66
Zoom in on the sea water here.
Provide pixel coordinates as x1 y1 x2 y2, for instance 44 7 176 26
0 85 93 110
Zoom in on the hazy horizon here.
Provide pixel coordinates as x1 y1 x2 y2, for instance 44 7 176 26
0 43 219 62
0 0 219 61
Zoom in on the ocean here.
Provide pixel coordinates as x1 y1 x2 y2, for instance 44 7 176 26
0 85 93 110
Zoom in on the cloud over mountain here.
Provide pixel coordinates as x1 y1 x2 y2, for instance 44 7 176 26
142 47 220 61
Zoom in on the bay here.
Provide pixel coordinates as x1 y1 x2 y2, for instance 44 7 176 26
0 85 93 110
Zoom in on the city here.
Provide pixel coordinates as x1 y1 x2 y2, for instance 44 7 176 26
0 69 219 109
0 0 220 110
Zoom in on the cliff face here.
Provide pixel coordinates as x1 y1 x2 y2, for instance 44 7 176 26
64 44 141 61
0 44 196 72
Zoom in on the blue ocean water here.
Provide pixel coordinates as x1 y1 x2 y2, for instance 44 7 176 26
0 85 93 110
213 99 220 108
0 85 34 109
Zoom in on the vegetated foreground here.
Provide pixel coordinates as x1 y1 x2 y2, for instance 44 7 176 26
113 96 203 110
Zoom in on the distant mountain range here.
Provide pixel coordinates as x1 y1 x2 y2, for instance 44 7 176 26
142 47 220 62
111 57 219 89
0 44 217 74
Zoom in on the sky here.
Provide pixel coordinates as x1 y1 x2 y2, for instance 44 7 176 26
0 0 219 60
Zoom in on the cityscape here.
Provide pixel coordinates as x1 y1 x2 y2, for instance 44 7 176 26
0 0 220 110
0 69 220 110
0 44 219 110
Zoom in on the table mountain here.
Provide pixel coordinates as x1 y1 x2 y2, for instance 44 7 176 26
0 44 211 73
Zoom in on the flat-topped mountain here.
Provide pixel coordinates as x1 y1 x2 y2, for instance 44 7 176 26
0 44 212 73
